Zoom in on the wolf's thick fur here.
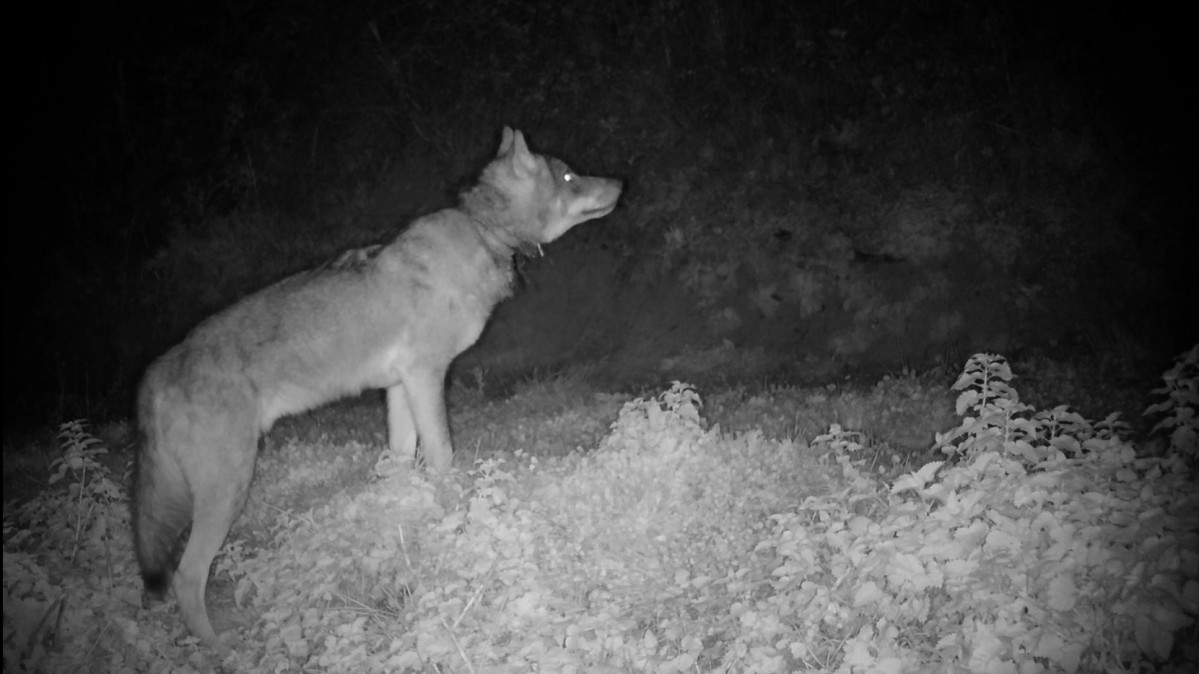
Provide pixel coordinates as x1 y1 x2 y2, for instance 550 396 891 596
133 128 621 649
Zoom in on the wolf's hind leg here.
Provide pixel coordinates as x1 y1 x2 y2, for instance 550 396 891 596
173 414 256 652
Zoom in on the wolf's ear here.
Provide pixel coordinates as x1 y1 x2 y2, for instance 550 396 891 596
498 127 515 156
498 127 528 156
503 129 538 178
509 129 528 156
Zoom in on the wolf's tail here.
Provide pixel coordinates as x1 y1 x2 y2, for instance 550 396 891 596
133 387 193 596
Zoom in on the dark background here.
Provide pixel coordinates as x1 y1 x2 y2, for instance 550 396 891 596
7 0 1193 437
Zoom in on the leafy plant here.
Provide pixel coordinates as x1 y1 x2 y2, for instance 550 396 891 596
4 421 128 673
6 357 1197 672
1144 344 1199 464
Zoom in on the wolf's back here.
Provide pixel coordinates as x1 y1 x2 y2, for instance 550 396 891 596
133 363 194 596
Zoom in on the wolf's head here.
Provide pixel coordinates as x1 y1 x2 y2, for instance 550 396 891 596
465 127 622 248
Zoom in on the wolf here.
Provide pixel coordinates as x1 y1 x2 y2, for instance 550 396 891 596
133 127 622 650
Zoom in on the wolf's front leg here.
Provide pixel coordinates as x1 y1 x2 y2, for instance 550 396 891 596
386 384 418 462
399 365 454 472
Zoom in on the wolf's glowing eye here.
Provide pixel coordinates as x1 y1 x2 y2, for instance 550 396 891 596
563 172 574 182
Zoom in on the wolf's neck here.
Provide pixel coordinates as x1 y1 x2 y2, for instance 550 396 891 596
460 184 541 259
